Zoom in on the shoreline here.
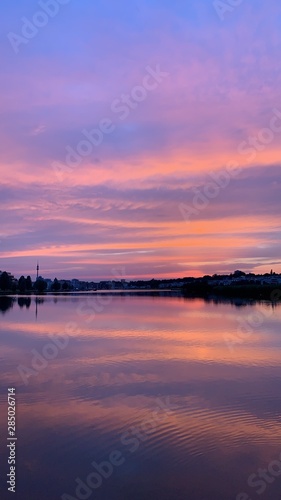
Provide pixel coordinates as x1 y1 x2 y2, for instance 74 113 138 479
1 285 281 303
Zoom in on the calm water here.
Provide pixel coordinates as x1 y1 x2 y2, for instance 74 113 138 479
1 294 281 500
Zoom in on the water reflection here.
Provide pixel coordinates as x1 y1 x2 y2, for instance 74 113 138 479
0 296 14 314
18 297 31 309
1 296 281 499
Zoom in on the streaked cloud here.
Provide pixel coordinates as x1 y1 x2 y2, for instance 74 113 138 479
1 0 280 278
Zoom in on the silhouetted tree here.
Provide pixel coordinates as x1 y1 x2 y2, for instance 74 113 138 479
0 272 11 291
26 276 32 291
18 276 26 293
34 278 47 293
52 278 61 292
233 270 246 277
62 281 69 291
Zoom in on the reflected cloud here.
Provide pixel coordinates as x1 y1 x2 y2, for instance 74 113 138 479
2 296 281 498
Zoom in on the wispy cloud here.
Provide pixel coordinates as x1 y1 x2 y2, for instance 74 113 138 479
1 0 281 278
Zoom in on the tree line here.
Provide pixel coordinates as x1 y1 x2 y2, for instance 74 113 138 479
0 272 70 293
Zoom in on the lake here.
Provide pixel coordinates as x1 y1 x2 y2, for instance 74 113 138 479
1 294 281 499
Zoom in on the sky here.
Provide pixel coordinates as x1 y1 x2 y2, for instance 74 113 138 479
0 0 281 280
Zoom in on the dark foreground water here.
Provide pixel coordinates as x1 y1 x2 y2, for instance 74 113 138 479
1 294 281 500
